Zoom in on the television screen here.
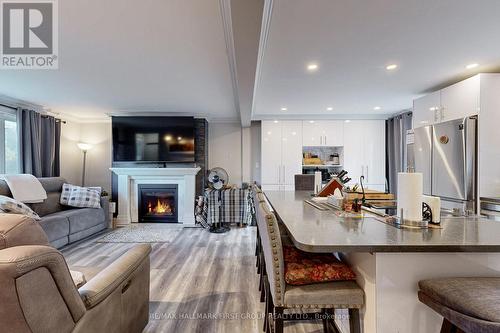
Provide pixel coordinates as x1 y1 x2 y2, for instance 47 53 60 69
112 116 195 162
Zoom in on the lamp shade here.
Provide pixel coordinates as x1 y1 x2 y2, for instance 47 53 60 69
77 142 93 151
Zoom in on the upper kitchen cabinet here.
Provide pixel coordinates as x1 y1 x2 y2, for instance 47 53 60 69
440 75 480 122
302 120 344 146
413 91 441 128
413 75 481 129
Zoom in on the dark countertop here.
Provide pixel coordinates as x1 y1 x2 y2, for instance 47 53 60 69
265 191 500 253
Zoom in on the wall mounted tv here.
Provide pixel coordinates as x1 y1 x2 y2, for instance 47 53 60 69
112 116 195 163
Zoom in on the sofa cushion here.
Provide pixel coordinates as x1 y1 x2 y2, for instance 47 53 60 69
0 195 41 220
65 208 105 234
39 213 70 242
60 184 101 209
0 213 49 249
30 192 64 217
419 277 500 322
283 246 356 286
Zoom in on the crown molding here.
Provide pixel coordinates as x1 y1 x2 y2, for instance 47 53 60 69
0 94 45 112
250 0 273 121
219 0 241 124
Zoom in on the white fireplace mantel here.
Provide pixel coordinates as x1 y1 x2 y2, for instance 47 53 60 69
110 167 201 226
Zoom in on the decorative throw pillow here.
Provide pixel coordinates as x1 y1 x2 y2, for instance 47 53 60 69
60 184 101 209
283 246 356 286
0 195 41 220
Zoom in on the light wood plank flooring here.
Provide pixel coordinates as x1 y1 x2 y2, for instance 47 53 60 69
63 226 326 333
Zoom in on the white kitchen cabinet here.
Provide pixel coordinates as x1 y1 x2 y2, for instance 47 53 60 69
363 120 386 186
413 75 481 129
281 121 303 186
322 120 344 146
261 121 282 186
302 120 344 146
343 120 386 188
261 120 303 191
413 91 441 128
441 75 480 122
343 121 365 184
302 121 322 146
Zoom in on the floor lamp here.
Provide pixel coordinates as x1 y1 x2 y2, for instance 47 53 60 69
77 143 93 186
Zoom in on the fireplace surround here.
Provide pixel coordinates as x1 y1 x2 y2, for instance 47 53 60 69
110 167 200 226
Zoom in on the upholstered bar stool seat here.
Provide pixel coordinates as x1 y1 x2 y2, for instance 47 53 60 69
418 277 500 332
295 174 315 191
285 281 364 309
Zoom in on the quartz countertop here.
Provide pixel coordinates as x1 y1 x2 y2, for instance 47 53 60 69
265 191 500 253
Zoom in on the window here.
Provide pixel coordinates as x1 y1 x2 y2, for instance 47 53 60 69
0 106 19 174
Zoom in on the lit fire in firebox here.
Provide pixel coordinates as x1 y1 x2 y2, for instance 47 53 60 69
147 198 173 215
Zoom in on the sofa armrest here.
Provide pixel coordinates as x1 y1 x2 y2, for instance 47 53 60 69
100 196 110 226
78 244 151 309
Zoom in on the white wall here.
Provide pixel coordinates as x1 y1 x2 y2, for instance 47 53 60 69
60 120 82 185
61 120 260 191
60 121 112 191
250 121 261 184
208 122 243 186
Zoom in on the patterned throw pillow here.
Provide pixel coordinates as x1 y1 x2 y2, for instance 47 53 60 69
283 246 356 286
0 195 41 220
60 184 101 209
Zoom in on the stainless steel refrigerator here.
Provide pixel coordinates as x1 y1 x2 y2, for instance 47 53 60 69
409 116 477 214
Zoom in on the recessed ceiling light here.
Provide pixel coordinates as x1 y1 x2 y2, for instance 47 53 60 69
307 63 318 71
466 63 479 69
386 64 398 70
344 120 351 123
373 106 381 111
281 107 287 111
273 120 279 123
326 107 333 111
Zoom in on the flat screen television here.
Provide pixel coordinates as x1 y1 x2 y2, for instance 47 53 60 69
112 116 195 163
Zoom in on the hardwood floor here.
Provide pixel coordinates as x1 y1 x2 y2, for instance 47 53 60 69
63 226 326 333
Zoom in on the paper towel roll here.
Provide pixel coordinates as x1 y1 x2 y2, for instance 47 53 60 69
423 195 441 223
314 171 322 194
397 172 423 222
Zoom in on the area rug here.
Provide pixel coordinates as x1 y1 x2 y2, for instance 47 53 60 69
96 224 184 243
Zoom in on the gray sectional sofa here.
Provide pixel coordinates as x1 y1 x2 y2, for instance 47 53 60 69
0 177 109 248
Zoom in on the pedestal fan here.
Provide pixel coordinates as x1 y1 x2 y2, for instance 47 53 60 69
208 167 230 234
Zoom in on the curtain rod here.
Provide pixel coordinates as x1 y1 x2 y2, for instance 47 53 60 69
0 103 66 124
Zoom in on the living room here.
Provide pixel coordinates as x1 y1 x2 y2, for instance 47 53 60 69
2 1 500 333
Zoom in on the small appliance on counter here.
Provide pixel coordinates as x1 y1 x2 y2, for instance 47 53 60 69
325 153 340 166
480 197 500 221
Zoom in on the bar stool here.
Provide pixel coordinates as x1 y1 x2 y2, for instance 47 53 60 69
257 201 364 333
418 277 500 333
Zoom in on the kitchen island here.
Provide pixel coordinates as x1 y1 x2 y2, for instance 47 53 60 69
265 191 500 333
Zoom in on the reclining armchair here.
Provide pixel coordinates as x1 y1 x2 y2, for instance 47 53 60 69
0 214 151 333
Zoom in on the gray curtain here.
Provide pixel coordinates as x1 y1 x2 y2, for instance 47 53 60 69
386 111 412 196
17 108 61 177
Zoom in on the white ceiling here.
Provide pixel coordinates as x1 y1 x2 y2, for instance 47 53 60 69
252 0 500 119
0 0 238 121
2 0 500 123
